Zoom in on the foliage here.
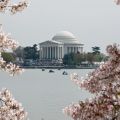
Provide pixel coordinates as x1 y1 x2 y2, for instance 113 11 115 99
63 52 105 65
1 52 15 63
93 53 106 62
0 88 28 120
85 52 94 64
0 0 28 14
92 46 100 54
23 44 39 60
0 0 29 119
63 44 120 120
63 53 75 65
0 26 23 75
115 0 120 5
0 26 26 117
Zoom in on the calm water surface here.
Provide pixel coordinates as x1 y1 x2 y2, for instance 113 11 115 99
0 69 93 120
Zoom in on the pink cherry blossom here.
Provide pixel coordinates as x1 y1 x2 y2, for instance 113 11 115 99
114 0 120 5
0 25 23 76
0 25 27 120
0 88 28 120
0 0 28 14
0 0 28 119
64 44 120 120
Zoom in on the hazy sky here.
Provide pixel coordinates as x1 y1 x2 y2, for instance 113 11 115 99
0 0 120 53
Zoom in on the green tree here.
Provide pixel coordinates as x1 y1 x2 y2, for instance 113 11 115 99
63 53 86 65
73 53 86 65
1 52 15 63
23 44 39 60
63 54 69 65
94 53 106 62
63 53 75 65
92 46 101 54
33 44 39 60
86 52 94 64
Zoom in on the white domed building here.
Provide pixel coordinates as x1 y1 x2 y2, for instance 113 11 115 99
39 31 84 62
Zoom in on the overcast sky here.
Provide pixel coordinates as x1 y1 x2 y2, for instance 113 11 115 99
0 0 120 53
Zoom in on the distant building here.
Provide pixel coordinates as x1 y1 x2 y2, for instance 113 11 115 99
39 31 84 62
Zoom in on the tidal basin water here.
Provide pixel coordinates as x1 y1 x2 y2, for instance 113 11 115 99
0 69 93 120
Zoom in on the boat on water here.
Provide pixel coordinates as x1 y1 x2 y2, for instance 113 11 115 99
49 69 54 73
42 68 45 71
62 71 68 75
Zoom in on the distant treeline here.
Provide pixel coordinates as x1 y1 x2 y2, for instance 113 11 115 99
1 45 108 65
63 46 108 65
63 52 107 65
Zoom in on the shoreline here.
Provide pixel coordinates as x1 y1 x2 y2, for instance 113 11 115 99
20 66 98 69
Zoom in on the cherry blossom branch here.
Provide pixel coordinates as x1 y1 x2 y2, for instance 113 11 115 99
63 44 120 120
0 25 24 76
114 0 120 5
0 0 28 119
0 0 29 14
0 88 28 120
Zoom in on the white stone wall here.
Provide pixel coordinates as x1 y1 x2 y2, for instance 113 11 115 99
64 44 83 55
39 41 83 60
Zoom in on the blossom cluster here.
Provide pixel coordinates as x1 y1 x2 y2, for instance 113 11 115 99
63 44 120 120
0 25 26 119
0 88 28 120
0 0 27 119
114 0 120 5
0 56 24 76
0 25 23 76
0 0 28 14
0 25 18 51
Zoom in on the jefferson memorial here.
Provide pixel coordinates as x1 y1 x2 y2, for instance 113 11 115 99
39 31 84 61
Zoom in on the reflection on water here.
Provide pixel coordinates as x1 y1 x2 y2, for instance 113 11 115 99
0 69 93 120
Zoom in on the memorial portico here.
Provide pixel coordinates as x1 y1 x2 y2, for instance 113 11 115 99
39 31 84 61
39 40 63 60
